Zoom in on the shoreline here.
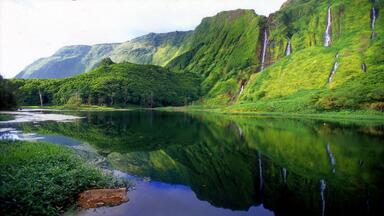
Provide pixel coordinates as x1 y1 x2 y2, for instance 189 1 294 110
4 105 383 123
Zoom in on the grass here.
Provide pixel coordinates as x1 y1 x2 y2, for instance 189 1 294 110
159 104 384 123
0 114 15 121
0 140 128 216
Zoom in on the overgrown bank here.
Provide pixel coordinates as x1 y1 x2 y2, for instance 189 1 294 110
0 140 127 216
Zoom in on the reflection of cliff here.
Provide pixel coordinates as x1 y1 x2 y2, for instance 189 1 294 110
19 111 384 215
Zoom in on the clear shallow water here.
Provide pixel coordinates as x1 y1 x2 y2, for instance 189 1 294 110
1 110 384 216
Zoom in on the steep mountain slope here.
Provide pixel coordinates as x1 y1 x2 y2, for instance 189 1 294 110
166 0 383 110
234 0 384 112
15 31 191 79
167 10 264 101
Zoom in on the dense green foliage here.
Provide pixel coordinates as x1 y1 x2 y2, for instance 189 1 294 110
12 60 201 107
235 0 384 112
0 140 125 216
167 10 263 99
0 75 17 110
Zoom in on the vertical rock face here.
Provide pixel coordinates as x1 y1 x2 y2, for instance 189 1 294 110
324 7 332 47
260 29 269 71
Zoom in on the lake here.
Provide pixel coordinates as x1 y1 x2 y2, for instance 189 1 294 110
1 110 383 216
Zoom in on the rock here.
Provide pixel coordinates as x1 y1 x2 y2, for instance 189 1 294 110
78 188 129 208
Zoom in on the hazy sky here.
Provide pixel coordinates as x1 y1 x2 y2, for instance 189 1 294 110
0 0 286 78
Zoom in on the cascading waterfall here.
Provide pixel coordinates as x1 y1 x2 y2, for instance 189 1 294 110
285 39 292 56
258 152 263 191
326 143 336 173
371 7 377 39
324 7 332 47
328 53 339 83
239 84 244 95
362 63 367 72
260 29 268 71
320 179 327 216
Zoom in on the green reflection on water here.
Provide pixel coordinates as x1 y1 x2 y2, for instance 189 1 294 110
19 111 384 215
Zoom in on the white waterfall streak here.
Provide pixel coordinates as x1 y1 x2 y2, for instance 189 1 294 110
239 84 244 95
260 29 268 71
285 39 292 56
324 7 332 47
328 53 339 83
372 7 377 31
371 8 377 39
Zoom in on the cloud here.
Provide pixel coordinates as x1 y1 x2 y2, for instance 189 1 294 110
0 0 286 78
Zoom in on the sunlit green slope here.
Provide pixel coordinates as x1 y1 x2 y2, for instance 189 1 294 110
235 0 384 112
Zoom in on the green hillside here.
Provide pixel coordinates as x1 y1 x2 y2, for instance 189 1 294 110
9 0 384 114
13 59 200 107
165 0 384 112
234 0 384 112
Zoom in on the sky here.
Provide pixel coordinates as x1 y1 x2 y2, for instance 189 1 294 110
0 0 286 78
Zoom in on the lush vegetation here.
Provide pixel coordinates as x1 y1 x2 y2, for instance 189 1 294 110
12 59 201 107
0 140 127 216
0 75 17 110
6 0 384 114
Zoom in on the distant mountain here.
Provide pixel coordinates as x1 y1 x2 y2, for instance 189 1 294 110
15 44 118 79
15 31 191 79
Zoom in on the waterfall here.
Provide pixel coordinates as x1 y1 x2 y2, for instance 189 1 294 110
324 7 332 47
260 29 268 71
326 143 336 173
371 8 377 31
328 53 339 83
320 179 327 216
362 63 367 72
285 39 292 56
258 152 263 191
371 7 377 39
239 84 244 95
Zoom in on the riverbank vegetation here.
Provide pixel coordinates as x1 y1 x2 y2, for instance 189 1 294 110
10 60 201 108
0 140 127 216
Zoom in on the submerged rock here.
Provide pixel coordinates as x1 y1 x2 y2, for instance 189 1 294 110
78 188 129 208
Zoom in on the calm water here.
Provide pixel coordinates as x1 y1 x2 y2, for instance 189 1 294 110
1 110 384 216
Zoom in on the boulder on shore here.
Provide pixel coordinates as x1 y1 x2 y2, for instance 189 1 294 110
78 188 129 208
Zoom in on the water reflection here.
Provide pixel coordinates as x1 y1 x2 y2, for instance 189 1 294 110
3 111 383 216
